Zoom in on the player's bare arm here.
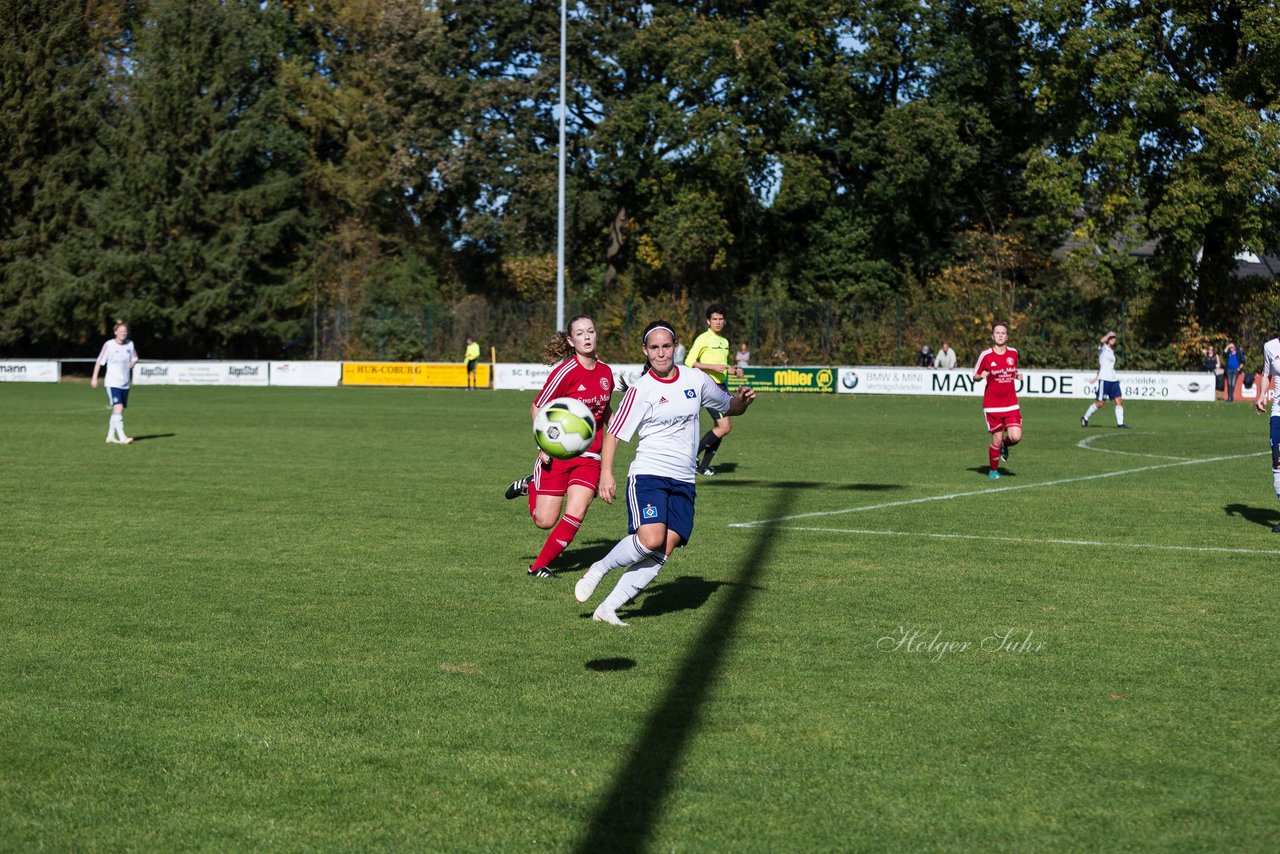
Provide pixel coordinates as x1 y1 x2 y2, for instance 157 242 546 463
597 432 619 504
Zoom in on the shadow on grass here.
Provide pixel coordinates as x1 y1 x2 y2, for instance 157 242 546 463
585 658 636 672
621 575 763 620
131 433 176 442
1224 503 1280 529
520 539 617 573
574 490 794 854
967 466 1018 478
699 479 904 491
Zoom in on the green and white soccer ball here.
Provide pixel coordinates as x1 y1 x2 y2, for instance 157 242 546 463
533 397 596 460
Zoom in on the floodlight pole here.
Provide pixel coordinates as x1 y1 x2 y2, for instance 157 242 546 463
556 0 567 332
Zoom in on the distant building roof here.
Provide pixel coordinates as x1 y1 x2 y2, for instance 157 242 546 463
1054 230 1278 281
1233 252 1280 280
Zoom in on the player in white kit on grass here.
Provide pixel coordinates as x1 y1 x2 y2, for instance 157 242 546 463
90 321 138 445
1256 335 1280 532
1081 330 1127 428
573 320 756 626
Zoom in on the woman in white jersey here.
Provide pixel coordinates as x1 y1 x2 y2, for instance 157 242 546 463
1081 330 1127 428
90 321 138 445
1256 335 1280 531
573 320 756 626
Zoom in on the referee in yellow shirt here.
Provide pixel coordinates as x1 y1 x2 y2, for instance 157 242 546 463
685 303 744 475
464 336 481 390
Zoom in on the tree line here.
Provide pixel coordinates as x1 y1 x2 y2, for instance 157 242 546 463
2 0 1277 364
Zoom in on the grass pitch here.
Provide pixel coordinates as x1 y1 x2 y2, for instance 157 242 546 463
2 383 1277 851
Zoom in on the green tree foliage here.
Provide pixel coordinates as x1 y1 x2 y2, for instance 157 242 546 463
1 0 1276 360
0 0 118 353
93 0 313 356
1023 0 1280 338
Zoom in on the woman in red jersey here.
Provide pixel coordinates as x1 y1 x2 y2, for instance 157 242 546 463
504 316 615 578
973 323 1023 480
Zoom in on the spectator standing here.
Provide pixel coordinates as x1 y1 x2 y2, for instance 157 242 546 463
934 342 957 370
1225 342 1241 402
1204 345 1222 396
916 345 935 368
735 342 750 371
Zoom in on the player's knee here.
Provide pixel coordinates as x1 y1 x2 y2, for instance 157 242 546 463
533 514 557 530
718 419 732 437
636 529 666 552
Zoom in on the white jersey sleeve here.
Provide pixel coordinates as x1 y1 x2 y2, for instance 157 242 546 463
1097 344 1118 381
1262 338 1280 415
700 371 733 413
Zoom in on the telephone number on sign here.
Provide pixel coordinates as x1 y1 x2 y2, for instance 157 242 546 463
1084 383 1170 398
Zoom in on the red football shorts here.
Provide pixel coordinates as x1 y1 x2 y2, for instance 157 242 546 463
532 454 602 497
984 409 1023 433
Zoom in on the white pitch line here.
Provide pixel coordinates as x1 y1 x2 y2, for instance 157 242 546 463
729 450 1267 528
768 526 1280 557
1076 432 1191 461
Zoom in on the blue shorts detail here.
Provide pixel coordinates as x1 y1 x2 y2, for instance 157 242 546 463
1270 416 1280 447
108 387 130 408
626 474 696 546
1096 380 1122 401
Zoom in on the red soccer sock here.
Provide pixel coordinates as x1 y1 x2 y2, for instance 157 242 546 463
527 475 539 519
989 443 1001 471
531 514 583 571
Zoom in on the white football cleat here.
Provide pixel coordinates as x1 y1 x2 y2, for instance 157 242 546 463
574 564 606 603
121 437 134 445
105 435 119 444
592 605 628 627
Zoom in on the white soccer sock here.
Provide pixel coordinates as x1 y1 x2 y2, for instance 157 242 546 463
596 534 656 574
1115 405 1124 426
1083 403 1099 422
109 412 123 441
598 552 667 613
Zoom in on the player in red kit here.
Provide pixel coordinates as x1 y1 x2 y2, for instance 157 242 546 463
973 323 1022 479
503 316 615 578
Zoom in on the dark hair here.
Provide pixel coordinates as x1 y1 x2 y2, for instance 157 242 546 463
541 315 594 365
706 303 728 320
